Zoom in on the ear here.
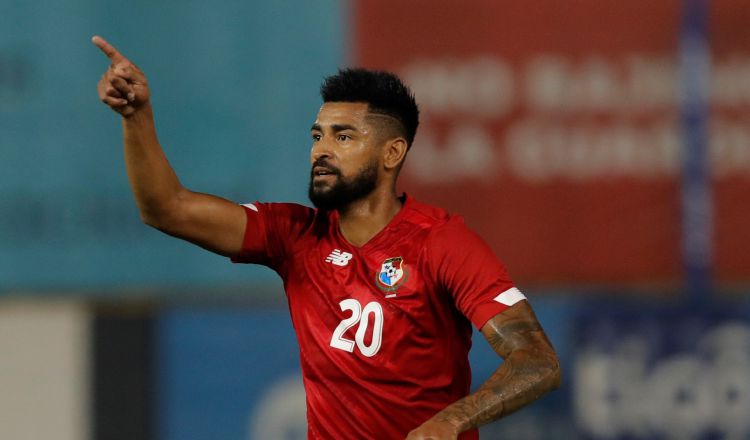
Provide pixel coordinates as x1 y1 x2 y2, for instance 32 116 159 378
382 138 408 171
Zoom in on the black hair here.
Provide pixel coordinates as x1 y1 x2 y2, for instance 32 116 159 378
320 68 420 147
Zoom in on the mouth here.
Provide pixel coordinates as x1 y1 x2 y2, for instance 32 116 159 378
312 166 339 180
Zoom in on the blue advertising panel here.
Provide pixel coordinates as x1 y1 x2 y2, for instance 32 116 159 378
0 0 344 291
572 301 750 440
156 307 306 440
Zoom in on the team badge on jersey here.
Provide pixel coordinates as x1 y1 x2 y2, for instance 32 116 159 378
376 257 408 293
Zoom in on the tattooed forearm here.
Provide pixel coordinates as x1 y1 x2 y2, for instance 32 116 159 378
432 301 561 432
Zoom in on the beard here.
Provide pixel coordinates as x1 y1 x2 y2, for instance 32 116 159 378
308 158 378 211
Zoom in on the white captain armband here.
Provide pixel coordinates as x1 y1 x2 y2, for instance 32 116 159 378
493 287 527 307
241 203 259 212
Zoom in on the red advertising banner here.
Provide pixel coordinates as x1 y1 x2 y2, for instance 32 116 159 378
354 0 750 290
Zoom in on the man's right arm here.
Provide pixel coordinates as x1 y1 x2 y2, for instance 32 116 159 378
93 36 246 258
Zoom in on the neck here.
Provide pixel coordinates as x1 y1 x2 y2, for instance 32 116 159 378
338 186 403 247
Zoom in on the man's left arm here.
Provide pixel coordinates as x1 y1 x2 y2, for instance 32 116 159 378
406 300 561 439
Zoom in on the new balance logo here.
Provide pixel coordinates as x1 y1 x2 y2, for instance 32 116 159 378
325 249 353 267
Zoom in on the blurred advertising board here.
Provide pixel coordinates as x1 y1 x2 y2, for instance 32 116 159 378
573 302 750 440
153 301 571 440
156 308 306 440
153 299 750 439
2 298 748 440
353 0 750 289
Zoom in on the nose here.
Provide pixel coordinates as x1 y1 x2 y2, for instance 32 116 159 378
310 137 333 164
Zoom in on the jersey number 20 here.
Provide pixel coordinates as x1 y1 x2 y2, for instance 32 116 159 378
329 299 384 357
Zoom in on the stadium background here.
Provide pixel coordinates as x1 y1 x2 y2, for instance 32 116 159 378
1 0 749 439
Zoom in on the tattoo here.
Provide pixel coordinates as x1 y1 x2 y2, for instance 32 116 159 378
432 301 561 432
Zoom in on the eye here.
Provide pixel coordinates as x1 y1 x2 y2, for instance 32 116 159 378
337 134 351 142
311 133 321 142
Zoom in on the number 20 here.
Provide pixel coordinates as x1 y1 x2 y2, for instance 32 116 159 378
329 299 384 357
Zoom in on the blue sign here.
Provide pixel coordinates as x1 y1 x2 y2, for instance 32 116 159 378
156 307 306 440
572 302 750 440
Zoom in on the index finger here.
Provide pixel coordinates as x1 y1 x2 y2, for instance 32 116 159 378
91 35 127 64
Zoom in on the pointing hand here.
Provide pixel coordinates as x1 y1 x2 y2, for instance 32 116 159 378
92 35 151 117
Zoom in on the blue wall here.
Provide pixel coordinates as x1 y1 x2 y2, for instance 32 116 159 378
0 1 345 291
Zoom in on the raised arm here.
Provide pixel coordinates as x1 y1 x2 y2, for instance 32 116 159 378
92 36 246 257
406 301 561 439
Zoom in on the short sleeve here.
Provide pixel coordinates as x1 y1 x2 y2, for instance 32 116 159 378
429 216 526 329
231 202 314 270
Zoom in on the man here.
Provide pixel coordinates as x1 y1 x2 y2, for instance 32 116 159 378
92 35 560 440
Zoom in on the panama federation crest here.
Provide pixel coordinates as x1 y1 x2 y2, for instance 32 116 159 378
376 257 408 293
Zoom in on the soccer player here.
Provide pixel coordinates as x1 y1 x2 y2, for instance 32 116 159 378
93 35 560 440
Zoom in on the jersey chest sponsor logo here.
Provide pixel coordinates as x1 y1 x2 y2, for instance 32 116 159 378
375 256 408 296
325 249 353 266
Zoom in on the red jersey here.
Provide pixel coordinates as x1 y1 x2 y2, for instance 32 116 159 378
232 195 525 439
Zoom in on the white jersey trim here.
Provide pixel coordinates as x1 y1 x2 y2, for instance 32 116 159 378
493 287 527 307
241 203 259 212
